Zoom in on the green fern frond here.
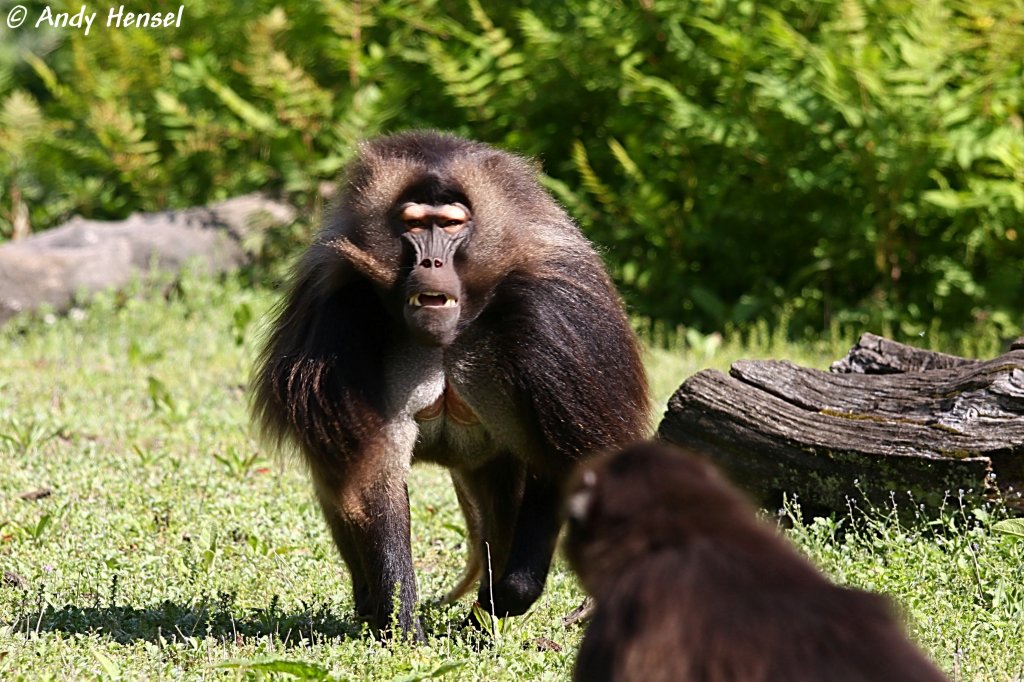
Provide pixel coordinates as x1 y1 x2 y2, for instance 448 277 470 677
608 138 644 184
571 140 616 209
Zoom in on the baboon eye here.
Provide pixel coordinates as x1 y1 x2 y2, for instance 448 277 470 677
441 219 465 234
405 219 426 232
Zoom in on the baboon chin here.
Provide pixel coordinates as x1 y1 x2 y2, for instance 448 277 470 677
252 130 650 639
564 441 949 682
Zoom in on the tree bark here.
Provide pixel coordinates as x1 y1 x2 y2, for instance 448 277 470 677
829 332 979 374
658 335 1024 515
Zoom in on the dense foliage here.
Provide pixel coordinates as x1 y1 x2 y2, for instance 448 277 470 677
1 0 1022 336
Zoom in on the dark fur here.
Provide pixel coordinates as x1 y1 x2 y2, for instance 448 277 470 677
252 131 650 638
564 442 948 682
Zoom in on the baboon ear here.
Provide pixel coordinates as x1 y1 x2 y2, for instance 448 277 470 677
567 469 598 523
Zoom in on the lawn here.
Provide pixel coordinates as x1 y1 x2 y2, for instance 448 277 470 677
1 273 1022 680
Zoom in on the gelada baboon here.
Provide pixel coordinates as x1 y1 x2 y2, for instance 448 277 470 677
564 442 948 682
252 131 650 639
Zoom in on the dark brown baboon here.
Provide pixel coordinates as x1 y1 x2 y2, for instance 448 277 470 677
564 441 949 682
252 131 650 639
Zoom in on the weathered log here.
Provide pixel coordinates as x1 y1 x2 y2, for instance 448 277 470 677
829 332 979 374
658 337 1024 515
0 193 296 327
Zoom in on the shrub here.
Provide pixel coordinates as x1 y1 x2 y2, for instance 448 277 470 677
1 0 1021 337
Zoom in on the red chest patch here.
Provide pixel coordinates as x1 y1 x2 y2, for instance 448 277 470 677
414 382 480 425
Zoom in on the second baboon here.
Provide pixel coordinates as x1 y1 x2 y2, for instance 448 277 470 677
564 442 948 682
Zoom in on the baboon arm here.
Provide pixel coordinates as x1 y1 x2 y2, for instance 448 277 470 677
253 269 426 637
252 273 392 465
481 268 650 462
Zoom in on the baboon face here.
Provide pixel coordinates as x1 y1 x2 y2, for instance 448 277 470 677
329 133 575 350
396 198 471 347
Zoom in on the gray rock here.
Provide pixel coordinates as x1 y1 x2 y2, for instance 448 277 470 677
0 193 296 326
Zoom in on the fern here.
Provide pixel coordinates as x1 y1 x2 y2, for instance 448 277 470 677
0 0 1021 341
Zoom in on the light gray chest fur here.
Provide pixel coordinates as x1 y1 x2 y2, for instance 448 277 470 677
382 341 531 468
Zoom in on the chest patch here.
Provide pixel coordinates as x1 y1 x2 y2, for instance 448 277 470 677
414 381 480 425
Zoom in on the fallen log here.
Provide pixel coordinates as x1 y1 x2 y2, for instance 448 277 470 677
0 193 296 327
658 335 1024 515
828 332 980 374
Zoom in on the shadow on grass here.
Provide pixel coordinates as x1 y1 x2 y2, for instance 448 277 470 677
9 598 367 645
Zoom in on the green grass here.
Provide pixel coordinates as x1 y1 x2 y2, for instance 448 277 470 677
1 273 1022 680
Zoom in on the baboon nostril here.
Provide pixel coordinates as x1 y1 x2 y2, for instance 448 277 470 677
420 258 432 268
434 259 443 268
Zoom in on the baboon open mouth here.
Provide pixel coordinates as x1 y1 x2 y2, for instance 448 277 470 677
408 292 458 308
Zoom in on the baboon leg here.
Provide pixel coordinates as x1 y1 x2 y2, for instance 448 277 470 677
314 486 372 618
440 475 484 605
313 457 422 641
449 457 531 618
481 473 562 618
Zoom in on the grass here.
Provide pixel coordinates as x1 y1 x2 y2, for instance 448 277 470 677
0 271 1022 680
